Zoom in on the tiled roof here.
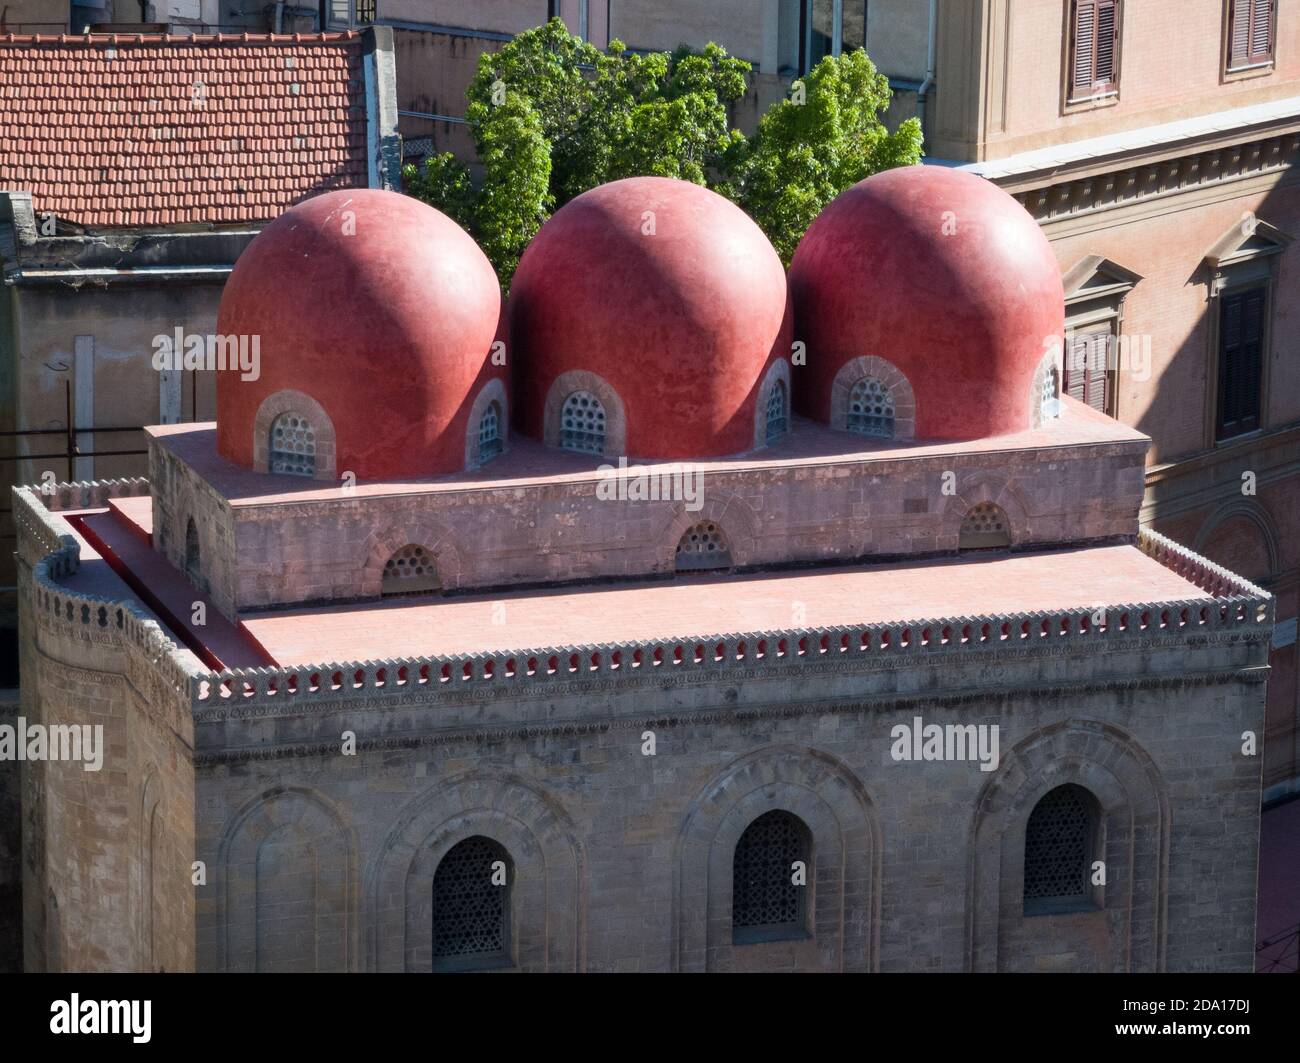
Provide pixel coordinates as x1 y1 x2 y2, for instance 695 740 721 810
0 33 370 228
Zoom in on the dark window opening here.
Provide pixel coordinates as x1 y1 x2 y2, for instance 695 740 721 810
732 810 810 944
1024 784 1100 915
1216 286 1266 440
432 836 511 968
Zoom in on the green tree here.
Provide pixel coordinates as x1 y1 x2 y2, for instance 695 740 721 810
402 18 922 285
730 50 923 263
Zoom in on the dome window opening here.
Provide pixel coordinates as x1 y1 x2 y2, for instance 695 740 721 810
959 502 1012 551
382 544 441 597
676 521 732 573
765 380 788 445
559 391 606 455
269 412 316 477
1041 364 1061 422
846 377 895 439
478 401 503 464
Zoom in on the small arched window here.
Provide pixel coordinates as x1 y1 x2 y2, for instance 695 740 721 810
382 544 440 597
732 810 810 943
1041 364 1061 421
559 390 606 455
846 376 895 438
959 502 1011 550
478 400 503 464
269 412 316 477
675 520 731 572
184 518 200 583
1024 784 1100 915
432 836 511 968
765 379 788 444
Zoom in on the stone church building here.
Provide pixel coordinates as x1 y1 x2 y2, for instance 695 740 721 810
11 167 1273 972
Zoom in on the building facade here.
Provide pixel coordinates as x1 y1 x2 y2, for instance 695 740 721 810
10 172 1273 972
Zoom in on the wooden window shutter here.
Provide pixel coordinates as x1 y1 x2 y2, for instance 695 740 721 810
1064 327 1113 413
1229 0 1275 67
1071 1 1119 97
1216 288 1265 439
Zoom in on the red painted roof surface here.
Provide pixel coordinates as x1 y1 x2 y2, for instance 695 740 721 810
242 544 1210 667
0 33 368 227
68 506 272 670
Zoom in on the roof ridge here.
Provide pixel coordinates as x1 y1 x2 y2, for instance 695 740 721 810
0 30 361 46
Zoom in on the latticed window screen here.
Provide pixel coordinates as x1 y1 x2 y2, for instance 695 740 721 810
675 521 731 572
1024 785 1095 906
382 544 440 597
269 412 315 477
1041 365 1061 421
732 811 808 935
432 836 510 961
765 380 788 444
559 391 606 454
959 502 1011 550
846 376 895 438
478 401 503 463
355 0 376 23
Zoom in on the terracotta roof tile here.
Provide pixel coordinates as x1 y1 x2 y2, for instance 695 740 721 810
0 32 369 228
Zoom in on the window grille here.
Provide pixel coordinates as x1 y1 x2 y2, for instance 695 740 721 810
675 521 731 572
1041 364 1061 421
846 377 895 438
478 401 503 463
269 412 315 477
732 810 808 940
382 544 440 597
765 380 788 444
959 502 1011 550
559 391 606 455
432 836 510 962
1024 785 1096 911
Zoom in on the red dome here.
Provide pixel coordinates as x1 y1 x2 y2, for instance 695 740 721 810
789 165 1064 440
511 177 792 459
216 189 502 480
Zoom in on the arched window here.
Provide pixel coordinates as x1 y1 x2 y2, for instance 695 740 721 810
559 390 605 454
732 810 810 943
478 400 503 464
959 502 1011 550
432 836 511 967
846 376 895 438
1041 364 1061 421
675 520 732 572
382 544 440 597
1023 784 1100 915
765 379 788 444
269 412 316 477
184 518 200 583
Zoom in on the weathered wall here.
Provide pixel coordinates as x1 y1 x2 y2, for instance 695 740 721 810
14 485 198 971
150 416 1149 617
192 609 1269 972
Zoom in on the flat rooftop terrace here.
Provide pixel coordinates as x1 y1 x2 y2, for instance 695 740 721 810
241 543 1209 666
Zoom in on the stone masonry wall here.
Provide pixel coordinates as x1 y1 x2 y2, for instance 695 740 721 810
151 426 1148 617
14 485 198 972
192 616 1270 973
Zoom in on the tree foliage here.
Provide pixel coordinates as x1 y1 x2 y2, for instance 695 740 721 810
402 17 923 287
